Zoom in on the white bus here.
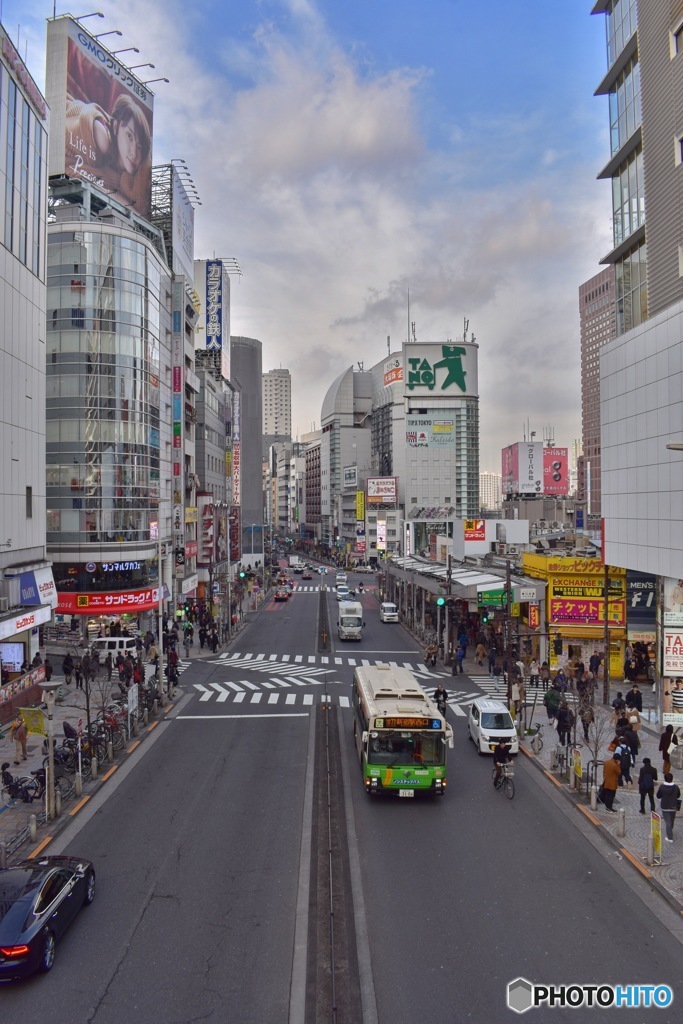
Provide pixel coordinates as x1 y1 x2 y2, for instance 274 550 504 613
351 664 453 797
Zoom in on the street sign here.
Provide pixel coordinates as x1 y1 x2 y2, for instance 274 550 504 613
478 588 506 606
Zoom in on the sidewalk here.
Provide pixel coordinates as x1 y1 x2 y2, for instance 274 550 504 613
518 679 683 912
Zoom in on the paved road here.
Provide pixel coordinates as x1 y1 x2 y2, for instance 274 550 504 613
3 572 683 1022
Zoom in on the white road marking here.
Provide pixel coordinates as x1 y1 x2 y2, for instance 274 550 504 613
271 677 291 688
194 684 213 702
303 694 313 705
233 691 246 703
286 694 296 705
250 692 263 703
268 693 279 704
177 713 309 719
339 696 350 708
295 655 303 663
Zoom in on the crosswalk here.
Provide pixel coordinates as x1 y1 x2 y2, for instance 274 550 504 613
193 683 350 708
206 651 449 680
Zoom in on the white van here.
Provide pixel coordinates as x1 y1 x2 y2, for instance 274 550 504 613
89 636 139 658
467 698 519 755
338 601 365 641
379 602 399 623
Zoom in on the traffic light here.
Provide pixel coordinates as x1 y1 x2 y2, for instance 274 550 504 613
436 596 445 607
238 569 246 579
480 608 489 623
553 636 563 655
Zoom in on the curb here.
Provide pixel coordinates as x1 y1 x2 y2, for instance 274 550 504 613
519 740 683 914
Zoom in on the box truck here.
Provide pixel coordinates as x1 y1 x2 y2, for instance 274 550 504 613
338 601 364 641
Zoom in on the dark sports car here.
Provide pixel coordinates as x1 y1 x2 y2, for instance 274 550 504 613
0 855 95 979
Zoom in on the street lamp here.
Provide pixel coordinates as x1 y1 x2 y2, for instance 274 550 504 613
40 680 61 820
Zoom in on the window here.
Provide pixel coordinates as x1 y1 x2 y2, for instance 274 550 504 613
26 486 33 519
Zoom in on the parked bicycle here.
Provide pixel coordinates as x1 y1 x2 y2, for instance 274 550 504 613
492 762 515 800
528 721 544 754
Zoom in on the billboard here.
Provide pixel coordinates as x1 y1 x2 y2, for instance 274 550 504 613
663 631 683 676
232 391 241 506
464 519 486 541
343 465 358 490
195 260 231 381
367 477 397 505
406 415 455 448
403 342 478 398
383 356 403 387
663 578 683 627
626 570 656 640
501 441 543 495
46 17 153 219
543 447 569 496
172 167 195 282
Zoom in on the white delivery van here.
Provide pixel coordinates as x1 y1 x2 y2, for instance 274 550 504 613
89 636 139 658
338 601 364 641
379 602 399 623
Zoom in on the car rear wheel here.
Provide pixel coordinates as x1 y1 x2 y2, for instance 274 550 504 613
84 870 96 905
40 932 55 973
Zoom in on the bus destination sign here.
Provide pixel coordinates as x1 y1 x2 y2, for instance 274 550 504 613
376 717 440 729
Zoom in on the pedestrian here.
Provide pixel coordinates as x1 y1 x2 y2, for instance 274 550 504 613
659 724 679 775
579 701 594 743
82 652 91 684
456 644 465 674
556 700 574 747
638 757 658 814
487 644 497 678
105 652 113 682
529 659 540 689
199 626 207 650
553 668 567 692
475 641 486 667
625 684 643 713
62 653 73 685
622 722 640 768
626 705 642 734
612 691 626 714
184 634 191 659
600 753 622 811
210 629 219 653
656 772 682 843
9 713 28 764
44 657 53 681
31 651 43 668
615 735 633 786
543 682 561 725
74 657 83 690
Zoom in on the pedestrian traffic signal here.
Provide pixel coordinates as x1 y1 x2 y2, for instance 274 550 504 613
238 569 246 579
480 609 489 623
436 596 445 606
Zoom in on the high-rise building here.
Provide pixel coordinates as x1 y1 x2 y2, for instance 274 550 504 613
263 368 291 440
230 337 264 540
0 23 56 671
479 472 502 513
578 267 616 516
594 1 683 578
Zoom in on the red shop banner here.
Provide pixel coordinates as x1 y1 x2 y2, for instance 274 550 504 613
56 588 161 615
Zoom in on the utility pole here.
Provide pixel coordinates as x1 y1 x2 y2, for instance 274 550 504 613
603 560 610 705
505 559 512 699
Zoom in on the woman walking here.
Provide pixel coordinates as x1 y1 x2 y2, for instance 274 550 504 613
657 772 681 842
659 725 679 775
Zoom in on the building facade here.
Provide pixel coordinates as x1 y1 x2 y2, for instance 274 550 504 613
0 22 55 685
230 336 264 538
479 471 502 513
262 367 291 440
578 266 616 516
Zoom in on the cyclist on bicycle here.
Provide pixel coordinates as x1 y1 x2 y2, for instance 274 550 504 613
493 739 512 787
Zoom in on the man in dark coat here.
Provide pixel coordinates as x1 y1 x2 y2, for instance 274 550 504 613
625 684 643 713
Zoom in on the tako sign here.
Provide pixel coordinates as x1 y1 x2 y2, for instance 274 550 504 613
403 342 478 398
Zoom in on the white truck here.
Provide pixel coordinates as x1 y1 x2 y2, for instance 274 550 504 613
337 600 365 641
289 555 301 567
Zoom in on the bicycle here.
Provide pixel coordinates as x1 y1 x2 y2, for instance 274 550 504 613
492 762 515 799
528 721 544 754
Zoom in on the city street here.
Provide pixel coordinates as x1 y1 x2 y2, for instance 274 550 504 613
4 577 683 1022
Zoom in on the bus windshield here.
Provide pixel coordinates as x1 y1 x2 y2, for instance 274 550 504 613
367 730 445 766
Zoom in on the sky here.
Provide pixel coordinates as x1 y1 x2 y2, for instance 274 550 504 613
4 0 612 472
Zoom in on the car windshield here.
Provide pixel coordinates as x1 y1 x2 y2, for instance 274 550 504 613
367 730 445 766
340 616 362 627
481 712 514 730
382 605 397 613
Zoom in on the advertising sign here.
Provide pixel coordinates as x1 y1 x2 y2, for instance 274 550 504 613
367 477 397 505
197 494 214 568
404 342 478 398
56 588 160 614
376 520 387 551
205 261 222 351
19 707 47 738
543 447 569 495
464 519 486 541
343 465 358 490
528 604 540 629
383 356 403 387
229 506 241 563
627 570 656 639
406 415 455 448
356 490 365 521
549 598 626 626
172 167 195 282
46 17 153 219
663 630 683 676
501 444 519 496
663 578 683 627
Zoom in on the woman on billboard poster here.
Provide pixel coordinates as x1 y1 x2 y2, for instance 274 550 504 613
64 38 152 218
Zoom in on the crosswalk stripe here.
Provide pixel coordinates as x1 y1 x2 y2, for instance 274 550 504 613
308 656 316 663
211 683 233 702
286 694 296 705
269 654 278 661
339 695 350 708
294 655 303 663
348 658 356 666
282 655 290 662
271 677 291 688
243 653 253 660
239 679 259 690
194 684 213 701
251 692 263 703
289 677 310 687
268 693 279 704
321 657 329 664
303 694 313 705
335 657 342 664
255 654 265 661
262 681 275 689
234 691 246 703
